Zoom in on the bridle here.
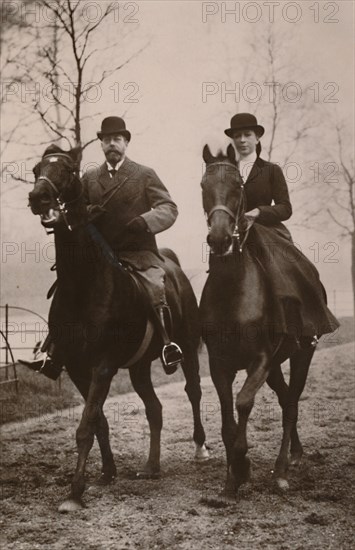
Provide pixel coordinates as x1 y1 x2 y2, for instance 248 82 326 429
205 161 250 253
36 153 83 231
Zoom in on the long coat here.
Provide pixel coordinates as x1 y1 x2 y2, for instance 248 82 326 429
82 157 178 269
243 157 292 226
240 156 339 336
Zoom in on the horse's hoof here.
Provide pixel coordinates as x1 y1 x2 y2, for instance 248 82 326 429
135 471 161 480
234 457 251 487
219 489 236 503
96 472 117 486
275 478 289 492
194 443 210 462
58 499 84 513
290 454 302 466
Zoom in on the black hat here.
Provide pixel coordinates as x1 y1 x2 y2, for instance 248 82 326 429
224 113 265 138
97 116 131 142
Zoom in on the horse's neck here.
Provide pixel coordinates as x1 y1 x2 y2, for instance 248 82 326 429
207 247 267 325
209 248 249 282
54 224 137 314
209 247 265 301
54 225 107 287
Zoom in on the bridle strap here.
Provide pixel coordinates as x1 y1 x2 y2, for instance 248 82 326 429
204 161 249 253
37 171 83 232
207 204 236 224
42 153 74 162
37 175 60 196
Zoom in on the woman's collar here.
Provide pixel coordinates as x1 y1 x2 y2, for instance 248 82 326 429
239 151 257 165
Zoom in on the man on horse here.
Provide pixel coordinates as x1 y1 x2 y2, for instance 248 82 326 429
84 116 183 372
24 116 183 375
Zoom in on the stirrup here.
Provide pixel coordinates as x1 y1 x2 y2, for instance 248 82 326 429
311 335 319 347
161 342 183 375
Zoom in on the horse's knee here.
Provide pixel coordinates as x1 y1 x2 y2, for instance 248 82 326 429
222 423 237 446
76 423 95 448
184 382 201 402
282 402 298 425
236 392 254 416
145 401 163 427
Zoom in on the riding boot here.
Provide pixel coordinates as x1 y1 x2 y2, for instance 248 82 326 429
18 334 63 380
153 304 183 375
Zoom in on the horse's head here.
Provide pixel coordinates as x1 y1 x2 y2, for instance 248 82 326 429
201 144 245 256
29 145 82 230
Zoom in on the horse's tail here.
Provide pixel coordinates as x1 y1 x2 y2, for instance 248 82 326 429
159 247 181 267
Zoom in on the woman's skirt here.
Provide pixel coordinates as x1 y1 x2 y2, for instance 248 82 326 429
247 223 339 337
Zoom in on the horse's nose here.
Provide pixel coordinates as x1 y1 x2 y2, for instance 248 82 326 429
28 188 51 212
207 233 232 254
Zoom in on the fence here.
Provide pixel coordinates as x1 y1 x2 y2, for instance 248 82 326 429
0 304 49 394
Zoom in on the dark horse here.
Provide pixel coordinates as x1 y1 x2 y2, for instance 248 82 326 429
28 146 208 512
200 144 318 497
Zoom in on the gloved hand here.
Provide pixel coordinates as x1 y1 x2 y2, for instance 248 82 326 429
87 204 107 222
245 208 260 221
125 216 148 233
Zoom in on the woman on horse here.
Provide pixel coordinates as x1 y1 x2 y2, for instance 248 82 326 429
224 112 338 340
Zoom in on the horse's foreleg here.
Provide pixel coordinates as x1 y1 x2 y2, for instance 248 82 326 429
129 361 162 478
273 344 314 491
209 357 237 498
59 365 113 512
267 364 303 465
180 349 208 461
96 411 117 484
233 351 270 490
66 368 116 484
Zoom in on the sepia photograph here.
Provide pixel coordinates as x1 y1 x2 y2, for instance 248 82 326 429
1 1 354 548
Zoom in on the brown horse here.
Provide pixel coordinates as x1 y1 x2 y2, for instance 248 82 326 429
28 146 208 512
200 144 317 497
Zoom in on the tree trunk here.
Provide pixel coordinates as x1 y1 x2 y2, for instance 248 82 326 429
352 231 355 317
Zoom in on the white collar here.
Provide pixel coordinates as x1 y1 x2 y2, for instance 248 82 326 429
238 151 257 182
106 158 125 172
239 151 257 166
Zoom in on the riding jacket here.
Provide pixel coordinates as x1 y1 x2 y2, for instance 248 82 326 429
243 157 292 226
82 157 178 268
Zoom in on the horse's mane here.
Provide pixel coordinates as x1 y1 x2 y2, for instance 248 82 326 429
214 148 229 161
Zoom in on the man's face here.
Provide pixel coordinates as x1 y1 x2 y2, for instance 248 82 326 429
101 134 128 165
232 130 259 158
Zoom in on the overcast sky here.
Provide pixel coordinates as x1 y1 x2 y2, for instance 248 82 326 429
1 0 354 312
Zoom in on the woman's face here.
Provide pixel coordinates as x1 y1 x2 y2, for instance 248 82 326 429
232 130 259 158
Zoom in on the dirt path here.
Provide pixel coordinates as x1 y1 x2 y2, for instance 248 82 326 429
1 343 354 550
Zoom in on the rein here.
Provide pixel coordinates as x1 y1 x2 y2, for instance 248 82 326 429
205 161 250 253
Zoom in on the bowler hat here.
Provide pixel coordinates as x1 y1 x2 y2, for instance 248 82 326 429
97 116 131 142
224 113 264 138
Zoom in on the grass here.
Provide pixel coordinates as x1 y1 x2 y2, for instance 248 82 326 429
0 356 212 425
1 316 353 425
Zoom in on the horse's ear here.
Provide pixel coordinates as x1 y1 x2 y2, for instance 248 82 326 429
227 144 236 164
33 162 40 179
68 146 82 164
203 144 214 165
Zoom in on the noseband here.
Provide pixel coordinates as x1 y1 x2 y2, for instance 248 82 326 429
205 162 249 253
36 153 82 231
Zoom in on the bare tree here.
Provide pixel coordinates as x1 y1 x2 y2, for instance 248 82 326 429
2 0 148 179
325 123 355 312
1 2 33 149
242 23 317 163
